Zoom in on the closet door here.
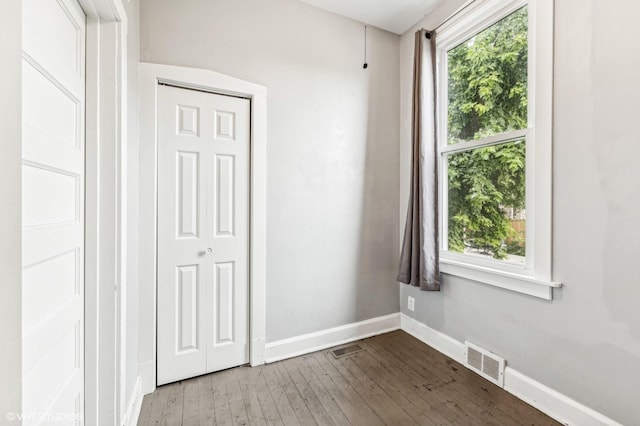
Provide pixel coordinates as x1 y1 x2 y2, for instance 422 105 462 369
157 85 250 385
22 0 86 422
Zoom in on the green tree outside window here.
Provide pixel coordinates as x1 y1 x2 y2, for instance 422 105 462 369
446 7 528 260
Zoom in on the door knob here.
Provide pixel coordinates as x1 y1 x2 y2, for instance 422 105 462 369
205 247 213 254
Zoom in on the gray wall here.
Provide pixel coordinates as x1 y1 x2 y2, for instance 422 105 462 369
0 1 22 421
399 1 640 424
140 0 401 342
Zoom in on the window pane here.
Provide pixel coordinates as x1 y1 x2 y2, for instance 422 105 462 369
447 7 528 144
447 141 526 264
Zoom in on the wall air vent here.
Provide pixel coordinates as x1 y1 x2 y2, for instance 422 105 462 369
464 341 506 387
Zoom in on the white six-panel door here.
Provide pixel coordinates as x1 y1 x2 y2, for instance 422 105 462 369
157 85 250 385
22 0 86 424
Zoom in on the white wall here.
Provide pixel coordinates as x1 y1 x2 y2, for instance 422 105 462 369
399 1 640 424
140 0 401 343
0 1 22 421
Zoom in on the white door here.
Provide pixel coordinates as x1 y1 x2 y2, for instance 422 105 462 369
21 0 86 424
157 85 250 385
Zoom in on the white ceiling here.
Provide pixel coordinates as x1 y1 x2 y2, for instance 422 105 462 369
299 0 443 35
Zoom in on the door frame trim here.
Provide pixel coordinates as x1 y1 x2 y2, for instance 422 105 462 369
138 62 267 395
80 0 129 424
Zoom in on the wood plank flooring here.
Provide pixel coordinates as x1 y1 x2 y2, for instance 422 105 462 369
138 330 559 426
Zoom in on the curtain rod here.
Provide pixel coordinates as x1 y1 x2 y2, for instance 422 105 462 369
424 0 476 38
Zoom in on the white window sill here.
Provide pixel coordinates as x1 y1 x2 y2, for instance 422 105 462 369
439 257 562 300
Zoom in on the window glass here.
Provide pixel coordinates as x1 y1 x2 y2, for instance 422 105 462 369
447 6 528 144
447 140 526 264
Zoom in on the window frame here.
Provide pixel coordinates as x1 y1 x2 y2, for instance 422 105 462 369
435 0 560 299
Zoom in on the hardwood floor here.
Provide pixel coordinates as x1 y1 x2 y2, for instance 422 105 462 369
138 330 559 425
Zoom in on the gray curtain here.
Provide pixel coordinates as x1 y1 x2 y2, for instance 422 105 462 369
397 30 440 291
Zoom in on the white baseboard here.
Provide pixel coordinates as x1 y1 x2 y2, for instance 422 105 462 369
504 368 623 426
399 314 621 426
400 313 466 364
139 360 155 395
122 376 143 426
264 313 400 363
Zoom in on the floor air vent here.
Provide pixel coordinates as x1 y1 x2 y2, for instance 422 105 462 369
464 342 506 387
331 344 364 358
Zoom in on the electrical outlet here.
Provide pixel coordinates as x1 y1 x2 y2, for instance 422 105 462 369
407 296 415 312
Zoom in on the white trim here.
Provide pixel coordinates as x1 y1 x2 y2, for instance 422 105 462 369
440 257 560 300
528 0 554 283
138 62 267 395
400 314 621 426
504 369 623 426
440 248 528 274
439 128 528 154
436 0 528 48
80 0 128 424
121 377 143 426
265 314 401 364
400 314 465 363
138 361 155 396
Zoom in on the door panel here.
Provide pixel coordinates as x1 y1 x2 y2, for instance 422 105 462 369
176 151 200 239
157 85 250 385
22 163 79 228
22 63 79 148
214 155 235 236
177 265 199 352
22 0 86 422
213 261 235 345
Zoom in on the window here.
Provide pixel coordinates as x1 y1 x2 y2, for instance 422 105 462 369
436 0 559 299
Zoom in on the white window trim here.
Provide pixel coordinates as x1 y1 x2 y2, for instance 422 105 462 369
435 0 560 300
